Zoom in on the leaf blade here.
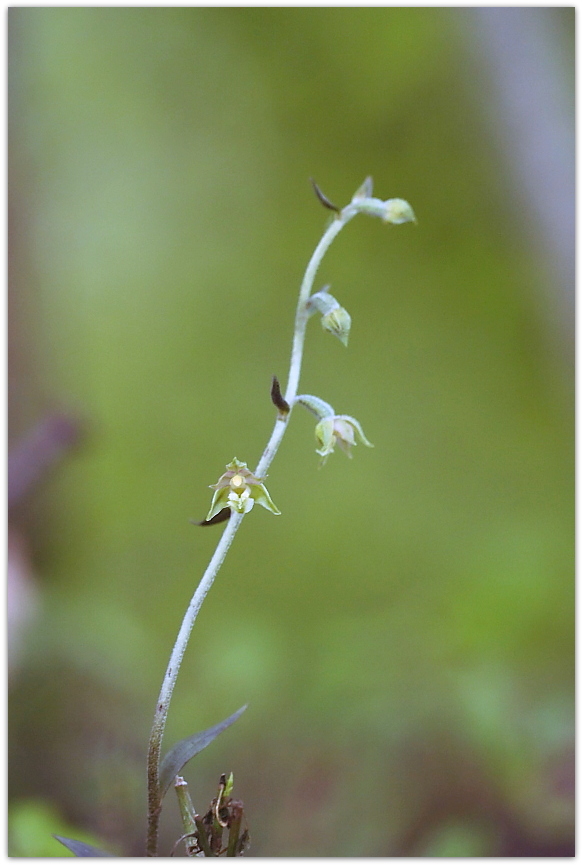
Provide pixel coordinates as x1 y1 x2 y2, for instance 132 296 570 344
159 705 247 798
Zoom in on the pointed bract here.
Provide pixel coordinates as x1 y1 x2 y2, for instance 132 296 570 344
352 176 374 201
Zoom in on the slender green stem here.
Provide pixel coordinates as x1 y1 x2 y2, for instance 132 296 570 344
146 198 368 856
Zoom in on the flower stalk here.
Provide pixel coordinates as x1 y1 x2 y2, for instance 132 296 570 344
146 179 414 855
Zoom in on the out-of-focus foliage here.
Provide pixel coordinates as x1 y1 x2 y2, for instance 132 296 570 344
9 800 111 857
9 8 573 857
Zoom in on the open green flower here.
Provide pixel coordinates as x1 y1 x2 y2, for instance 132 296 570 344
206 458 281 520
315 415 374 463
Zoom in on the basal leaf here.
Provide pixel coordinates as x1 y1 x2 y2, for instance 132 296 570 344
53 836 111 857
159 705 247 797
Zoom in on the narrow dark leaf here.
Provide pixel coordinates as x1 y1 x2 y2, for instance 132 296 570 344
271 376 290 416
190 508 231 527
310 178 340 213
159 705 247 798
53 836 111 857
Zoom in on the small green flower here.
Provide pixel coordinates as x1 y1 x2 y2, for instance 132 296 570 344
315 415 374 463
206 458 281 521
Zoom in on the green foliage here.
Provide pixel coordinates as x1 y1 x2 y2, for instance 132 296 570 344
420 821 497 857
9 801 110 857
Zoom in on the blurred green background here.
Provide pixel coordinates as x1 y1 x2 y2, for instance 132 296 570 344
8 8 574 857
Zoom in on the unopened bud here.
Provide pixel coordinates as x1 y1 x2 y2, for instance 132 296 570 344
321 306 351 346
307 287 351 347
382 198 417 225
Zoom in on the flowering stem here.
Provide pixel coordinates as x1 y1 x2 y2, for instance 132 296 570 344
146 197 373 855
256 204 362 478
283 206 360 409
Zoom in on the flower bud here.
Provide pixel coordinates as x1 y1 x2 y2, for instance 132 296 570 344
307 287 351 346
382 198 417 225
321 305 351 346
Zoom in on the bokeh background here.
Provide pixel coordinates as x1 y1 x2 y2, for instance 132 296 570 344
8 8 574 857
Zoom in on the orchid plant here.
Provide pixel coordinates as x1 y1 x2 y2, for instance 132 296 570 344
56 177 415 857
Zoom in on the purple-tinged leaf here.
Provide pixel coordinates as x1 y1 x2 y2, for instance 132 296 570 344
53 836 111 857
159 705 247 798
